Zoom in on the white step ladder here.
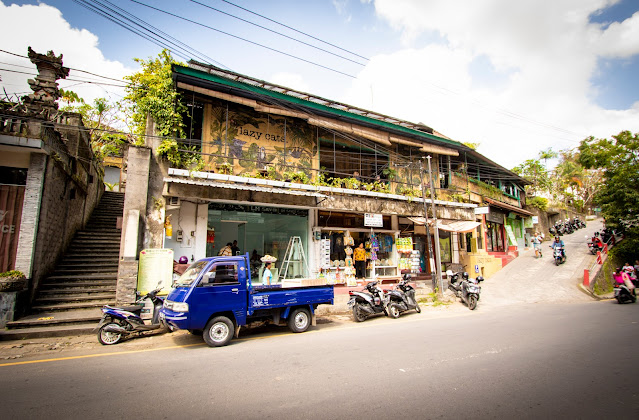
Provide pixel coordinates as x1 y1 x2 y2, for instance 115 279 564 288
279 236 310 281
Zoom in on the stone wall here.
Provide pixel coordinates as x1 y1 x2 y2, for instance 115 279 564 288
27 154 102 302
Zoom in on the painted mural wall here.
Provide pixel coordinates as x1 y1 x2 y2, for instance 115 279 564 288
201 99 318 178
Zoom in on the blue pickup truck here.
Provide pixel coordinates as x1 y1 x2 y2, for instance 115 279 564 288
160 254 334 347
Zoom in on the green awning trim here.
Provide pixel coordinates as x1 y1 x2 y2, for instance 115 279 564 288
173 64 463 149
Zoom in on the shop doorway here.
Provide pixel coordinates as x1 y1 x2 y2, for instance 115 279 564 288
486 222 505 252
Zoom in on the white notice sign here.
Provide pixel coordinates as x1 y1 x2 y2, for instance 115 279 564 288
364 213 383 227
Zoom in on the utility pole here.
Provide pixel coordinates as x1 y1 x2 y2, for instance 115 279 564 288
426 156 444 296
418 160 436 290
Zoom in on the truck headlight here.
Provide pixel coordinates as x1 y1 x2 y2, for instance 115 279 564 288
164 300 189 312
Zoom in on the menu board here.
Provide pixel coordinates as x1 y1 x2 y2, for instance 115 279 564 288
137 248 174 294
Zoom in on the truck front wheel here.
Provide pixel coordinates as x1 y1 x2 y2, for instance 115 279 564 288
203 316 234 347
288 308 311 333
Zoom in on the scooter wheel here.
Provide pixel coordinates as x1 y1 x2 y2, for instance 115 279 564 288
415 303 421 313
98 323 123 345
352 303 367 322
468 295 478 310
388 303 401 319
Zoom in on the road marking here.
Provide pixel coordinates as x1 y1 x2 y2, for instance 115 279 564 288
0 311 474 367
0 342 204 367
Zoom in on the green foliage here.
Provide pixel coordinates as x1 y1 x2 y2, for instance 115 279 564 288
578 130 639 229
282 170 310 184
104 182 119 191
527 196 548 211
382 167 397 179
0 270 25 279
342 177 361 190
462 141 480 150
157 139 204 171
512 158 551 196
124 50 187 139
609 227 639 265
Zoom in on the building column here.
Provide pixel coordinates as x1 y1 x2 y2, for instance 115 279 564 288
116 146 151 303
14 153 46 280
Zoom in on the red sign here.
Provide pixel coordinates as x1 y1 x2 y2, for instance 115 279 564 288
0 185 25 272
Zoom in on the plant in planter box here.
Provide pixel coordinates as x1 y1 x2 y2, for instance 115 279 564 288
0 270 27 292
343 177 361 190
217 161 234 175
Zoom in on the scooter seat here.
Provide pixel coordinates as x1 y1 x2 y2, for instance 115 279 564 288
106 304 144 313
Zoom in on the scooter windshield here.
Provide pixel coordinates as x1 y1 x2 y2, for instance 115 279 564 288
174 260 208 287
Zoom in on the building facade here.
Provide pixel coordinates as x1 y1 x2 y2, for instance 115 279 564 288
116 61 530 301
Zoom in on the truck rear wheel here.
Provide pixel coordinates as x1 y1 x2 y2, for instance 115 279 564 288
203 316 234 347
288 308 311 333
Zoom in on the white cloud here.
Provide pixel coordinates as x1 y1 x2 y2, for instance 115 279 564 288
340 0 639 168
269 72 311 93
0 1 135 106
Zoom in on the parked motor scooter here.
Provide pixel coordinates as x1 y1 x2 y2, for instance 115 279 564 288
586 234 603 255
348 281 388 322
447 271 484 310
386 273 421 318
95 287 172 345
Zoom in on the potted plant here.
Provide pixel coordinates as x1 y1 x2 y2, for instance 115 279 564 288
217 161 233 175
0 270 27 292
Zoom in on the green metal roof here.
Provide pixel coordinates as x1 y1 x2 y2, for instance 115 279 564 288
173 64 463 149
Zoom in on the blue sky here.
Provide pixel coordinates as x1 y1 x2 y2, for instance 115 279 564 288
1 0 638 168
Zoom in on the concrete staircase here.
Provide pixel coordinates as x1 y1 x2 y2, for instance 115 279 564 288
1 191 124 340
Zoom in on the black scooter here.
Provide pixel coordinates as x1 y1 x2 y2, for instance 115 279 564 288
386 274 421 318
95 287 172 345
348 281 388 322
447 271 484 310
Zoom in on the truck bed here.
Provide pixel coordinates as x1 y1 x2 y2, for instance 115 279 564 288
249 285 334 311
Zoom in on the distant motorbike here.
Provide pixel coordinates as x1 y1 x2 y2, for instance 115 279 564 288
348 281 388 322
386 274 421 318
614 283 636 304
552 246 566 266
586 234 603 255
95 287 172 345
447 271 484 310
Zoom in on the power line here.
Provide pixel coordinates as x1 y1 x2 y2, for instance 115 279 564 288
187 0 365 66
220 0 369 62
130 0 357 79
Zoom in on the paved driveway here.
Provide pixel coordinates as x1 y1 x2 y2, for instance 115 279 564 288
477 220 603 308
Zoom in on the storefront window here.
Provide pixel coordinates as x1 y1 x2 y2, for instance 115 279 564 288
207 204 308 281
486 222 505 252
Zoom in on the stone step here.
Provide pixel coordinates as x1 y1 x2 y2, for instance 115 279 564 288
31 301 115 312
62 252 120 257
0 323 100 339
37 289 116 299
44 273 118 281
40 281 117 289
60 258 119 265
68 245 120 252
56 262 119 269
34 295 116 307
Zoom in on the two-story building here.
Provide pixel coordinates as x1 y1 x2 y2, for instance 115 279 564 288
116 60 530 301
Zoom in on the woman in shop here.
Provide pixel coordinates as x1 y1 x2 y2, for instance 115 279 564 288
354 242 367 280
262 262 273 285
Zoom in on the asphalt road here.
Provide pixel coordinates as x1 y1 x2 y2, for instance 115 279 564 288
1 298 637 419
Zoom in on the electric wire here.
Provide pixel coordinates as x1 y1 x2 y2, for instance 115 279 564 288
220 0 369 62
130 0 357 79
187 0 366 66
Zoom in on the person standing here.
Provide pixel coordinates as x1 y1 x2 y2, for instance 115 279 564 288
231 240 240 256
262 262 273 285
532 232 543 257
353 242 367 280
218 242 233 256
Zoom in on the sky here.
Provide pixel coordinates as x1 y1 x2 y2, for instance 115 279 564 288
1 0 638 170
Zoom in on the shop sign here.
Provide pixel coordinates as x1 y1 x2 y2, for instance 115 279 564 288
474 206 489 215
364 213 383 227
531 216 539 224
208 202 308 217
504 225 517 246
485 209 505 224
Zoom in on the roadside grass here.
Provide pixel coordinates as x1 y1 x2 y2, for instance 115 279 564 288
418 289 453 307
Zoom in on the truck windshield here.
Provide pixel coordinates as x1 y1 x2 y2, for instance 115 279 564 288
174 260 208 287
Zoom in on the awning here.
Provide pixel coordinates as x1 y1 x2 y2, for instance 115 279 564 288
407 217 481 233
483 198 533 216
